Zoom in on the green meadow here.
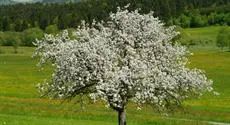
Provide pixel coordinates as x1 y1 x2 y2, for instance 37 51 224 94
184 26 222 42
0 26 230 125
184 26 230 48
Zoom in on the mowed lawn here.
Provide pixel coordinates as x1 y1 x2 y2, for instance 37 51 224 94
0 31 230 125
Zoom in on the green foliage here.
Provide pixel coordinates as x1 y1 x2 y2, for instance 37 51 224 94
0 32 22 53
66 28 77 39
175 11 230 28
1 16 10 31
1 31 22 46
0 29 44 47
14 20 29 32
174 26 191 46
179 14 191 28
216 26 230 50
0 0 230 32
189 10 208 27
208 12 217 25
22 27 44 46
224 13 230 25
45 25 59 34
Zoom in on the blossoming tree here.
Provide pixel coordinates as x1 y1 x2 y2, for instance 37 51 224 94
34 8 213 125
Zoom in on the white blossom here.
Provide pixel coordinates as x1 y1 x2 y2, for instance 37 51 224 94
34 8 213 112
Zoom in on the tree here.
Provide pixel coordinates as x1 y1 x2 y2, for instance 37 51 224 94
224 13 230 26
159 0 171 21
35 8 213 125
2 32 22 46
208 12 217 25
190 10 204 27
23 28 44 46
216 26 230 50
21 20 29 31
14 19 23 32
57 15 66 29
2 32 22 53
2 16 10 31
179 14 191 28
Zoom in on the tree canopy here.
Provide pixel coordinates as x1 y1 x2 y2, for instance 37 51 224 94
35 8 213 125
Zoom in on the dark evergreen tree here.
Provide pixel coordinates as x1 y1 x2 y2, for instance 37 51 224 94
2 16 10 31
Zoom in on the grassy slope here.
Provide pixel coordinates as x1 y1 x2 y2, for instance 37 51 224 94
184 26 230 50
178 50 230 122
177 26 230 123
184 26 221 42
0 27 230 125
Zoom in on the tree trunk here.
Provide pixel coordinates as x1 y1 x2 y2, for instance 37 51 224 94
118 109 126 125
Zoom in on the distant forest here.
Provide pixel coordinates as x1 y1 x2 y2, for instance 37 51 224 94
0 0 230 32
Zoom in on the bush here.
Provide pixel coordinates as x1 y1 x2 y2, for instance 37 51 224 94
45 25 59 34
189 10 208 27
66 28 77 39
216 26 230 50
0 32 22 53
179 14 191 28
173 26 192 46
2 32 22 46
224 13 230 26
22 27 44 46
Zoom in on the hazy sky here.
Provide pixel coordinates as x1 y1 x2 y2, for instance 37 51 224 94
12 0 33 2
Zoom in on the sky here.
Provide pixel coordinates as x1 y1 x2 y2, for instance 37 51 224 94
13 0 31 2
12 0 37 2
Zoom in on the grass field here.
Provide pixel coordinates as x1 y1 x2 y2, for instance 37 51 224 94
184 26 230 49
0 26 230 125
184 26 221 42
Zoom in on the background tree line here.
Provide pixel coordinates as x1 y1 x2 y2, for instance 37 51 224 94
172 8 230 28
0 0 230 47
1 0 230 31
